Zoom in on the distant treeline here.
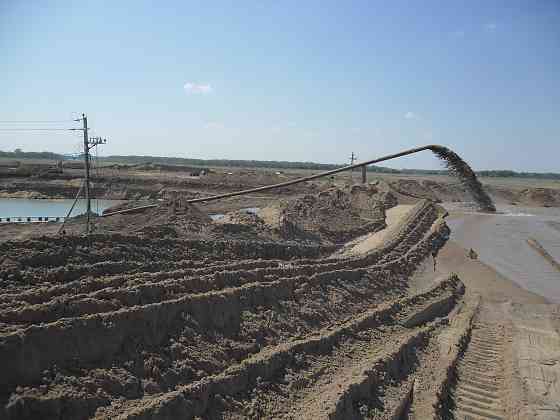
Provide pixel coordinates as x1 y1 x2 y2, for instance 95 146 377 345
476 170 560 180
100 154 399 173
1 150 559 179
0 150 65 161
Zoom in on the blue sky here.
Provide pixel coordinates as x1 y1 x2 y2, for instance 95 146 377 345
1 1 558 171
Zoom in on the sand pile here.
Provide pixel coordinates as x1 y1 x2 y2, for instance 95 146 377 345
262 186 387 243
211 209 277 241
517 188 560 207
388 179 441 202
347 183 397 212
87 198 212 237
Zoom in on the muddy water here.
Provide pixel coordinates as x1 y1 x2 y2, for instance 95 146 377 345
447 205 560 303
0 198 124 220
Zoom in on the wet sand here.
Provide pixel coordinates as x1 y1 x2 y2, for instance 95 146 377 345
447 205 560 303
430 219 560 419
335 204 559 418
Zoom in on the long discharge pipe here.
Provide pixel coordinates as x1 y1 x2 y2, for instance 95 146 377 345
102 144 496 217
186 144 496 212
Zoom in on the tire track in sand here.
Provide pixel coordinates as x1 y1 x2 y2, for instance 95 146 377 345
452 321 507 420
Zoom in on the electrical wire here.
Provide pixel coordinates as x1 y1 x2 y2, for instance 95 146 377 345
0 120 76 123
0 128 78 131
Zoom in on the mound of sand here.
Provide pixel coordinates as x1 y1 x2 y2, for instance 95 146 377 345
388 179 440 202
82 198 212 237
261 185 387 243
210 209 278 241
517 188 560 207
347 183 397 212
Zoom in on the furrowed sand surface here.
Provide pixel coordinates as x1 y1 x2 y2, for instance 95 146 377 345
1 182 559 419
336 204 414 256
0 199 473 419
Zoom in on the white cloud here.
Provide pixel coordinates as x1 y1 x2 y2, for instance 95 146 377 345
484 23 497 31
451 30 465 38
204 122 224 129
184 82 213 94
404 112 419 120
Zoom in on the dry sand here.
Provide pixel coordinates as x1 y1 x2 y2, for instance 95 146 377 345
336 204 414 256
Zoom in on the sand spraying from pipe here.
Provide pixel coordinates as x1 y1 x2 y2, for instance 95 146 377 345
430 145 496 212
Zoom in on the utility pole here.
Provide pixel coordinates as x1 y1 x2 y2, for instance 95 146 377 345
74 114 107 236
81 114 91 235
349 152 357 181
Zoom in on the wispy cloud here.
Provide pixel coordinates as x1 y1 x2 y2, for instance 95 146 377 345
204 122 224 129
404 112 419 120
184 82 213 94
484 22 497 31
451 30 465 38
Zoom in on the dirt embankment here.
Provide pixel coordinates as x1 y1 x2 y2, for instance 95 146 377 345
260 185 389 244
2 167 559 211
56 186 389 244
385 178 560 208
0 167 315 202
0 186 390 244
0 198 465 420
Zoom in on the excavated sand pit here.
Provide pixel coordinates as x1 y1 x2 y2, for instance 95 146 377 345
0 196 473 419
3 190 546 419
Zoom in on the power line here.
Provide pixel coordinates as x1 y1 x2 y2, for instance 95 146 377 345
0 120 75 123
0 128 77 131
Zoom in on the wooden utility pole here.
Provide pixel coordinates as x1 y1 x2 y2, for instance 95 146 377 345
74 113 107 236
81 114 91 235
349 152 357 166
361 165 367 183
349 152 356 181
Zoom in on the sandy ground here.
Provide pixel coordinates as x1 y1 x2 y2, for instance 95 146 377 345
341 205 560 419
335 204 413 256
1 176 559 418
424 233 559 419
1 199 461 420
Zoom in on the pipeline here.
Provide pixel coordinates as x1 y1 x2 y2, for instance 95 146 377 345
185 145 496 212
100 145 495 216
101 204 159 217
527 238 560 272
